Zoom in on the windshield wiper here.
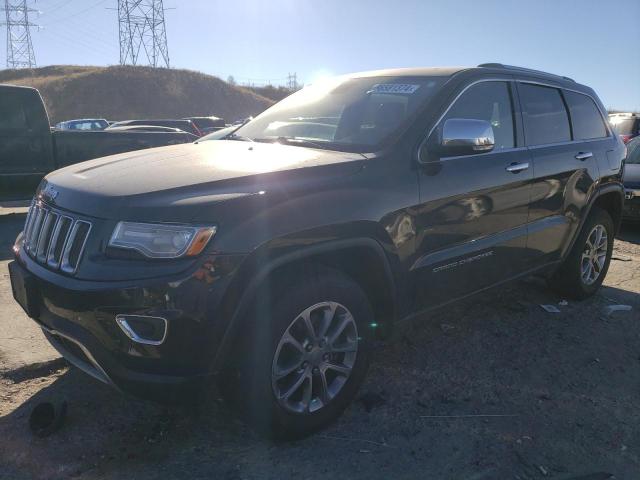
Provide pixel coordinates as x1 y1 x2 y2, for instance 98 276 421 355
254 136 332 150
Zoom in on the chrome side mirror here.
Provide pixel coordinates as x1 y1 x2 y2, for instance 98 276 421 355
440 118 495 156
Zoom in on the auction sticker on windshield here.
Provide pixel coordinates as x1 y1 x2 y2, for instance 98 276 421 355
368 84 421 94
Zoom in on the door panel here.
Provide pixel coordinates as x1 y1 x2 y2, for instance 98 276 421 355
525 142 599 264
413 148 533 309
411 80 534 311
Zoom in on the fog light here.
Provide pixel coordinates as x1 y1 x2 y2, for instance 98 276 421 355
116 315 168 345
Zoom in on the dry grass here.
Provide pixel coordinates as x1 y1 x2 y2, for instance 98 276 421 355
0 65 274 124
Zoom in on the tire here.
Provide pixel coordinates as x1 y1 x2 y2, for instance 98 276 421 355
549 207 614 299
219 266 374 439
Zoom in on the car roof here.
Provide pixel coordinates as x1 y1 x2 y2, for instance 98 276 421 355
0 83 37 91
347 67 467 78
346 64 587 90
64 118 107 122
184 116 222 121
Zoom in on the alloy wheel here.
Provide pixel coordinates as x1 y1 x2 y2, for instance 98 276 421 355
271 301 358 414
581 224 608 285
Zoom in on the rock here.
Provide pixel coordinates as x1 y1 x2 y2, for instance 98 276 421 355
540 304 561 313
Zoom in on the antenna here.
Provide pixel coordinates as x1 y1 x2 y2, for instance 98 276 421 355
117 0 170 68
1 0 38 69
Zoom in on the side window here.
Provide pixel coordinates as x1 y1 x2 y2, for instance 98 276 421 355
519 84 570 146
0 92 29 130
564 91 607 140
442 81 515 150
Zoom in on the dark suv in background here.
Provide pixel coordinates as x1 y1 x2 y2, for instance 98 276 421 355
9 63 625 438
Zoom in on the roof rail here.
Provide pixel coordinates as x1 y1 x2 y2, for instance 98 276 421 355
477 63 575 83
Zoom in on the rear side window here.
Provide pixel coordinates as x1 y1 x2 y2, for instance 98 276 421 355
564 91 607 140
442 81 515 149
0 91 29 130
519 84 570 146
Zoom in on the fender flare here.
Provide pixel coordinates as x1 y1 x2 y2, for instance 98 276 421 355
211 237 397 372
562 182 624 261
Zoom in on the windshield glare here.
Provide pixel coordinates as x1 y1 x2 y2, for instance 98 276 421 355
234 75 446 151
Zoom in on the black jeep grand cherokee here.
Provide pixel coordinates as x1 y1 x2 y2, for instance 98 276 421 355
9 64 625 438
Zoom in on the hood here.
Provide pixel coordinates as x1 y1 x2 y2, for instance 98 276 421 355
40 140 366 220
624 163 640 188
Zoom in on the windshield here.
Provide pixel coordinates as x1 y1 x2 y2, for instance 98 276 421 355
234 75 446 152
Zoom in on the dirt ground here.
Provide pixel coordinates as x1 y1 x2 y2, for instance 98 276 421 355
1 209 639 480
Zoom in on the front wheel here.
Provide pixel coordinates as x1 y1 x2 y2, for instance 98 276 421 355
221 267 374 439
549 207 614 299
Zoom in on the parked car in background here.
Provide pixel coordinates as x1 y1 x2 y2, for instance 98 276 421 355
107 125 198 136
108 119 203 137
9 64 625 438
609 112 640 144
623 136 640 220
183 116 226 135
54 118 109 131
232 116 254 126
0 85 197 198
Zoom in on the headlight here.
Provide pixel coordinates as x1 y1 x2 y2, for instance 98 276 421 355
109 222 216 259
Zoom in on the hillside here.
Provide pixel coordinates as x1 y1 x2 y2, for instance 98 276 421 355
0 65 274 124
244 84 296 102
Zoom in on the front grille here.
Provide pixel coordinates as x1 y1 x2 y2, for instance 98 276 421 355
23 202 92 274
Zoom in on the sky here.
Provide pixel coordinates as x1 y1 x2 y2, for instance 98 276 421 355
6 0 640 111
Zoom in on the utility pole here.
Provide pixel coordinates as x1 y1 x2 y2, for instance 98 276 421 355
1 0 38 69
117 0 169 68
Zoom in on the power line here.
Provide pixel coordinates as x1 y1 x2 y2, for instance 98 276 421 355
1 0 38 68
39 0 108 26
117 0 170 68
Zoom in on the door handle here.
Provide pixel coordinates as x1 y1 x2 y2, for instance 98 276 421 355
505 162 529 173
575 151 593 161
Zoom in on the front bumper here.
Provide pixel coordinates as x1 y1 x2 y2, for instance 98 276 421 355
9 246 245 400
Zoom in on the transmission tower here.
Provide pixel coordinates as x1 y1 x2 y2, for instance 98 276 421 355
1 0 37 69
117 0 170 68
287 72 298 91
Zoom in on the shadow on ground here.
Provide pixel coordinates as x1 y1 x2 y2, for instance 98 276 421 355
2 278 638 480
0 212 25 261
618 222 640 245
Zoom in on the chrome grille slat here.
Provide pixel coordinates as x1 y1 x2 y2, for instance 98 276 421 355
23 201 35 242
27 207 45 253
36 212 57 262
46 215 73 268
22 202 92 275
60 220 92 274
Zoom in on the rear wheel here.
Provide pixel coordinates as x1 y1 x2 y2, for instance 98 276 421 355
549 207 614 299
220 267 374 439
